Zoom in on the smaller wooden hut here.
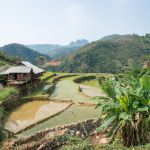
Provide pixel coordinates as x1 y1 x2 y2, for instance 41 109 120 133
0 61 44 87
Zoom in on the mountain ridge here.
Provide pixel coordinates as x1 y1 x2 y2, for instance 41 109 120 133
26 39 89 59
59 34 150 73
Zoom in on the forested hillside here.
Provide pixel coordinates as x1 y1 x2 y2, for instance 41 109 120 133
59 34 150 73
49 46 79 59
0 43 51 64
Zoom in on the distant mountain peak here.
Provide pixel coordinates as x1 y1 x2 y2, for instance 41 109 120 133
68 39 89 47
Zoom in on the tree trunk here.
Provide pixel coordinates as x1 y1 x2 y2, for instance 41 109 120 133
122 119 149 147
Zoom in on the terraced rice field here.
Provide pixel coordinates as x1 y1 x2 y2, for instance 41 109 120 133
7 75 102 137
17 104 99 137
81 79 99 88
50 77 98 104
5 101 71 133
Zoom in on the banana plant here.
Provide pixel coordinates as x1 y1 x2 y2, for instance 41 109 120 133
96 72 150 147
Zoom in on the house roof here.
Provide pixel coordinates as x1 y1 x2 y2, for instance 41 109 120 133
1 66 32 74
19 61 44 74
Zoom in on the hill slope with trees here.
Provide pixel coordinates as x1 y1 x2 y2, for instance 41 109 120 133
59 34 150 73
0 44 51 64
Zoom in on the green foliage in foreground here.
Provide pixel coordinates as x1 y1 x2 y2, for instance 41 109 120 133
0 87 19 102
59 134 94 150
96 69 150 147
56 134 150 150
100 142 150 150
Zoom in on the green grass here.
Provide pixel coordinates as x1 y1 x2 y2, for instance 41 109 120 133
17 104 99 137
58 135 150 150
46 77 54 83
59 134 94 150
0 87 18 102
40 72 54 80
0 59 13 67
82 79 99 88
97 143 150 150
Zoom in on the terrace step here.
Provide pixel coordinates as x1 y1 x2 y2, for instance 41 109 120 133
9 129 66 150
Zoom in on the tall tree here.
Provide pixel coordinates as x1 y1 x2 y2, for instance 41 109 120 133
37 56 47 66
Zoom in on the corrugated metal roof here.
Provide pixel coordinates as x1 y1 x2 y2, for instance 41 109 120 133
20 61 44 74
1 66 32 74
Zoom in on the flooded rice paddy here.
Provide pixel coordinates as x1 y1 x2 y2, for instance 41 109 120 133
17 104 99 137
6 76 102 137
5 101 70 133
50 77 99 103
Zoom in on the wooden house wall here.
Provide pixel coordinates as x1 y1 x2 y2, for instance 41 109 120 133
8 73 32 81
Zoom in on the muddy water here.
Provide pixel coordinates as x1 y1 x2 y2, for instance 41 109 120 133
18 104 100 137
5 101 70 133
50 78 91 102
80 85 105 97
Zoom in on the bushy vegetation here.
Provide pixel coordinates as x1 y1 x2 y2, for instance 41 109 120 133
42 84 55 95
40 72 56 81
73 75 96 83
59 134 94 150
0 87 18 141
0 107 5 141
60 34 150 73
96 69 150 147
0 74 7 85
0 51 17 66
0 87 19 102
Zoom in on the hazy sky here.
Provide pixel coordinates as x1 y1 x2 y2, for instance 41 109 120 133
0 0 150 45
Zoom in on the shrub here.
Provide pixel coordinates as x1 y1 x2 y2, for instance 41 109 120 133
58 134 94 150
0 75 7 84
96 70 150 147
42 84 55 95
0 87 19 102
73 75 96 83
